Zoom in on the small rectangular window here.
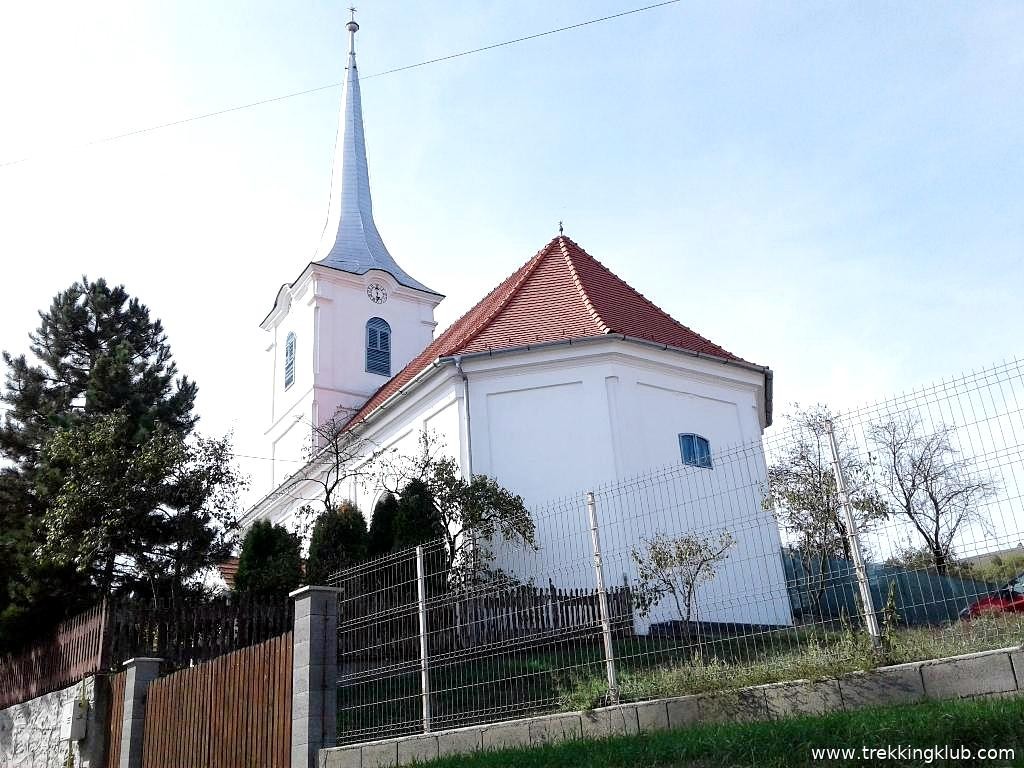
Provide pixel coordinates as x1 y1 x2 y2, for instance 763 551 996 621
679 433 712 468
284 332 296 390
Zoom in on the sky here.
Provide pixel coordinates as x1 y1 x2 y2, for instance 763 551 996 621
1 0 1022 506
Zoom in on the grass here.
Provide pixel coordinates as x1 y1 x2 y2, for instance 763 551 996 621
560 613 1024 710
417 696 1024 767
338 613 1024 743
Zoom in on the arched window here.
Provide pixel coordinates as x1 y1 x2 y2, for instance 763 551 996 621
679 433 712 468
284 332 296 389
366 317 391 376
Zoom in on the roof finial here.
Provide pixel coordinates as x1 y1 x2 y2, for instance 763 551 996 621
558 220 564 236
309 5 437 295
347 7 359 54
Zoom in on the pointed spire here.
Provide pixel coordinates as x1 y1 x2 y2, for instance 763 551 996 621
312 10 438 295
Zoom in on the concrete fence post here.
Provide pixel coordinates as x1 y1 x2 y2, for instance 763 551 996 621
118 657 162 768
290 585 341 768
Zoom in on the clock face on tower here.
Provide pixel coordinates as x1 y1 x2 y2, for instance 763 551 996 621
366 282 388 304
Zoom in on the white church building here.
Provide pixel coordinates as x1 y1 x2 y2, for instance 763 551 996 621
243 16 792 630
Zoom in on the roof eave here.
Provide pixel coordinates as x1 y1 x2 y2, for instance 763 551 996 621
445 333 774 427
260 261 445 330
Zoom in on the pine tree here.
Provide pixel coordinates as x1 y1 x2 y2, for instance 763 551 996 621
393 478 444 551
0 278 196 468
367 492 399 558
306 502 368 584
234 522 303 600
0 278 242 649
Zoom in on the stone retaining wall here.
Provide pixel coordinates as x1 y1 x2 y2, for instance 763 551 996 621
0 675 108 768
321 646 1023 768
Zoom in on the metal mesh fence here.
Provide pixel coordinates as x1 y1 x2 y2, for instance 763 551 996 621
329 358 1024 745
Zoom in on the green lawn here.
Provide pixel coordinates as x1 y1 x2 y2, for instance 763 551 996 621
418 697 1024 767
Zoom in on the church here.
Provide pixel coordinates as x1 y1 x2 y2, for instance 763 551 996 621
242 15 791 629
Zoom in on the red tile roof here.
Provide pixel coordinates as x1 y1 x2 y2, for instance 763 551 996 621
217 557 240 589
346 235 747 428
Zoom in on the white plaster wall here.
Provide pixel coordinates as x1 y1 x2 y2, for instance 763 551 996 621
0 676 107 768
609 361 791 628
344 388 464 523
463 341 791 630
255 367 465 535
249 338 791 630
262 266 440 493
264 276 317 490
314 268 438 408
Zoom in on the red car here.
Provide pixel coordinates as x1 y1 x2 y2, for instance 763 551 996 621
962 572 1024 618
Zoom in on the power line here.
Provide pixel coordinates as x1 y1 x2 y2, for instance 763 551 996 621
360 0 682 80
0 1 681 169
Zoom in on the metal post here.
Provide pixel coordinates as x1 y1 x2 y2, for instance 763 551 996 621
824 421 882 648
586 491 619 703
415 545 432 732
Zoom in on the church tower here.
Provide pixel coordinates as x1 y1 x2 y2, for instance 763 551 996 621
261 13 442 487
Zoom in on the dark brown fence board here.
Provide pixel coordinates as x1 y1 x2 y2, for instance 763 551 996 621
1 598 293 711
0 602 107 709
141 632 292 768
102 671 127 768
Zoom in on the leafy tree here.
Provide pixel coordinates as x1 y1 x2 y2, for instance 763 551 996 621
631 530 736 650
306 501 368 584
870 415 997 575
0 470 88 651
234 521 303 600
969 551 1024 585
367 492 399 558
36 414 242 603
764 404 886 619
883 543 978 581
0 277 242 645
285 407 385 544
373 430 536 586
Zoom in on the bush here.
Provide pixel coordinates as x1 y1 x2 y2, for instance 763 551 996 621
394 478 443 550
367 492 398 558
233 521 303 599
306 502 368 584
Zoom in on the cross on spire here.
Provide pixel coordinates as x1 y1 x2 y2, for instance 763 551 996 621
346 7 359 53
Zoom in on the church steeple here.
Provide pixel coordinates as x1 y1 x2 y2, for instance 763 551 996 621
313 10 438 295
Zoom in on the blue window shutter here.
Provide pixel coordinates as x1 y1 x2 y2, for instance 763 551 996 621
696 436 712 467
680 434 695 464
366 317 391 376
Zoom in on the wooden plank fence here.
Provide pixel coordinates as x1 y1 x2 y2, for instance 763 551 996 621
0 598 293 710
0 602 108 709
102 670 127 768
108 598 293 668
338 583 633 661
141 632 293 768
